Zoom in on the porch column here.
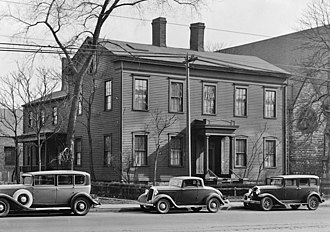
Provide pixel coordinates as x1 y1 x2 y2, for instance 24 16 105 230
205 135 210 174
229 136 234 176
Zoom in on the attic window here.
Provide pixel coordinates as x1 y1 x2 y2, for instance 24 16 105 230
88 55 97 75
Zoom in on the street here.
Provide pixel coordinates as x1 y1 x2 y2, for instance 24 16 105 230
2 206 330 232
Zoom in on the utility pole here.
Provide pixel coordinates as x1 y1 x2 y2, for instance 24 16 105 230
185 54 197 176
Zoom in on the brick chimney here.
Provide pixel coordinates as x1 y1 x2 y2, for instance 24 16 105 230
152 17 167 47
190 22 205 51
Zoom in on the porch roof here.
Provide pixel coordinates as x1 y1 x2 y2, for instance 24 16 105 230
18 130 66 142
192 119 239 136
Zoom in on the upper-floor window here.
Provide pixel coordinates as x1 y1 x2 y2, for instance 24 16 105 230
169 135 183 167
88 55 97 75
235 138 247 167
28 111 33 127
104 135 112 166
39 109 45 127
134 134 148 166
105 80 112 111
169 81 183 113
264 89 276 118
74 138 82 166
4 146 15 166
77 92 83 116
133 78 148 111
235 86 247 117
52 107 58 125
264 139 276 168
203 84 216 115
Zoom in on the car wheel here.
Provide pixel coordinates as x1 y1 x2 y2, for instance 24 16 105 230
260 197 273 211
156 199 170 214
207 198 220 213
290 204 300 210
307 196 319 210
191 207 202 212
0 198 10 217
72 197 91 216
13 189 33 208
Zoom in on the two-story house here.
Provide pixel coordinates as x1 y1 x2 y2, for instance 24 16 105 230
20 17 290 183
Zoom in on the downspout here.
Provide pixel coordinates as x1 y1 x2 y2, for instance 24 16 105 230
120 61 124 181
283 81 288 175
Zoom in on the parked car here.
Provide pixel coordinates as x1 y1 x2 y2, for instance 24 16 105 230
138 176 229 214
243 175 324 211
0 170 100 217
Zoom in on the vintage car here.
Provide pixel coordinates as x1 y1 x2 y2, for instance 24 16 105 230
138 176 229 214
243 175 324 211
0 170 100 217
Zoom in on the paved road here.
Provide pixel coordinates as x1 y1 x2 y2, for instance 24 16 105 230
2 205 330 232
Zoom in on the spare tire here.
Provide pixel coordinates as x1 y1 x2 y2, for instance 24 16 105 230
13 189 33 208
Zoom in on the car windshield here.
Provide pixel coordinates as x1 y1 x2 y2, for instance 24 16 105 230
169 178 182 187
23 176 33 186
270 178 283 186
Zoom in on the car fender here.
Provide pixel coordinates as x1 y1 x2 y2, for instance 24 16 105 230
71 192 100 206
153 194 177 207
204 193 225 205
138 193 147 203
258 193 285 206
306 192 323 203
0 193 30 210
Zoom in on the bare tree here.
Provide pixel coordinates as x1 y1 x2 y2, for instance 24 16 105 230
3 0 205 170
146 109 177 185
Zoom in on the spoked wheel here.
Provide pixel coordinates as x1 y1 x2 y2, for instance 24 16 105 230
72 197 91 216
260 197 273 211
307 196 319 210
191 207 202 212
0 199 10 217
156 199 170 214
207 198 220 213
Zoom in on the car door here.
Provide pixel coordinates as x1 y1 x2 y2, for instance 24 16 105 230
178 179 198 205
32 174 56 205
56 174 75 205
284 178 299 202
297 178 312 202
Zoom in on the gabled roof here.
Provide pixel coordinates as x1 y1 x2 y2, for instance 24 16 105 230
100 39 290 76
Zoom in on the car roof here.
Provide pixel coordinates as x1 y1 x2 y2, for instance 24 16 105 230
171 176 203 181
22 170 90 176
271 175 319 179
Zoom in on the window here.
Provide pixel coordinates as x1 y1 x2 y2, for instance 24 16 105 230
169 135 183 167
203 84 216 115
75 175 86 185
52 107 58 125
133 78 148 111
34 175 55 186
134 134 147 166
58 175 73 185
40 109 45 126
235 139 247 167
264 89 276 118
234 86 247 117
74 138 82 166
104 135 112 166
264 139 276 168
285 179 297 187
169 81 183 113
88 55 97 74
77 92 83 115
105 80 112 111
28 111 33 127
4 147 15 166
299 178 309 186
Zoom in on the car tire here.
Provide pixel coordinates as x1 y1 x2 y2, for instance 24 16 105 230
307 196 319 210
156 199 170 214
13 189 33 208
72 197 91 216
290 204 300 210
191 207 202 212
260 197 273 211
207 198 220 213
0 198 10 217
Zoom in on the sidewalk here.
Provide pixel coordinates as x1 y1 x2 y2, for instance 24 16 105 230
91 198 330 213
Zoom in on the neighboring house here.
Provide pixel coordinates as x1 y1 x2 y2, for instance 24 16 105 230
0 108 23 183
21 17 290 183
220 26 328 177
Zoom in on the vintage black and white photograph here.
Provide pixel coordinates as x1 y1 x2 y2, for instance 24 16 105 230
0 0 329 231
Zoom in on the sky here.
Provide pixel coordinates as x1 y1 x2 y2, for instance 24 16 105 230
0 0 314 77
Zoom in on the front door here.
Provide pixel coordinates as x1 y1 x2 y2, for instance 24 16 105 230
208 138 221 176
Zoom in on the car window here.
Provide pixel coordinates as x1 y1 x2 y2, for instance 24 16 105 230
310 178 318 186
34 175 55 186
169 178 182 187
270 178 283 186
23 176 33 186
75 175 86 185
285 179 297 187
58 175 73 185
183 179 198 188
299 178 309 186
